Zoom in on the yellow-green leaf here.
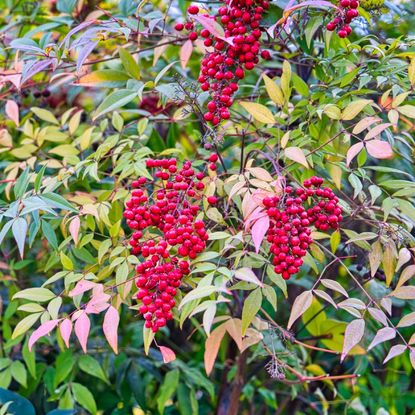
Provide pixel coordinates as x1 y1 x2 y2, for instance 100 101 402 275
263 74 284 106
239 101 275 124
341 99 373 121
241 288 262 335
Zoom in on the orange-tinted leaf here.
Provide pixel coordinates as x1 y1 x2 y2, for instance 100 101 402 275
159 346 176 364
204 323 227 376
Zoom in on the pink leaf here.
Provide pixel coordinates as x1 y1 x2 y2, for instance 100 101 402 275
85 292 111 314
410 348 415 370
103 306 119 354
159 346 176 364
383 344 406 363
366 140 393 159
244 206 266 231
180 40 193 69
192 15 231 44
69 216 80 245
29 319 59 351
341 319 365 362
74 311 90 353
69 280 97 297
346 142 364 166
5 100 19 126
367 327 396 351
367 307 388 326
59 318 73 348
364 123 392 141
251 215 270 253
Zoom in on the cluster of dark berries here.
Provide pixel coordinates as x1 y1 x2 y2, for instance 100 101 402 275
175 1 271 126
326 0 359 38
264 177 342 280
123 156 219 332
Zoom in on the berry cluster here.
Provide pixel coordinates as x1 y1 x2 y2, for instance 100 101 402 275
264 177 342 280
175 1 271 126
123 156 219 332
326 0 359 38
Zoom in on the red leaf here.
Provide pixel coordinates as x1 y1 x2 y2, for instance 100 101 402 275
180 40 193 69
366 140 393 159
29 319 59 351
5 100 19 126
346 142 364 166
74 311 90 353
69 216 80 245
59 318 73 348
251 215 269 253
159 346 176 364
103 306 119 354
69 280 97 297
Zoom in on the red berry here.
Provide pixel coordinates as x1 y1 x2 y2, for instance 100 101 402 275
175 23 184 31
187 5 199 14
260 50 271 60
207 196 218 205
338 30 348 38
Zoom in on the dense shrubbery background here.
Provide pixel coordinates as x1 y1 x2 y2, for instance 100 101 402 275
0 0 415 414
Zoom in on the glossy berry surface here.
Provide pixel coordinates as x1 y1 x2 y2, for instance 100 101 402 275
264 177 342 280
123 155 219 332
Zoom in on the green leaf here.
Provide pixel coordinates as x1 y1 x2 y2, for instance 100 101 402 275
41 221 58 250
13 288 55 302
60 251 74 271
93 89 138 120
262 285 277 311
157 369 180 414
241 288 262 335
11 361 27 387
12 217 28 258
34 164 48 193
78 355 109 384
55 351 75 386
41 193 77 212
31 107 59 125
119 48 140 79
72 383 97 415
14 168 30 199
292 73 309 97
22 341 36 379
12 313 42 339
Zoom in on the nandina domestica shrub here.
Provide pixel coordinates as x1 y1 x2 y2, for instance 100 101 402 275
0 0 415 414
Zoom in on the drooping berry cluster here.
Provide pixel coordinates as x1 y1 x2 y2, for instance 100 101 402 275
123 156 219 332
175 1 271 125
264 177 342 280
326 0 359 38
